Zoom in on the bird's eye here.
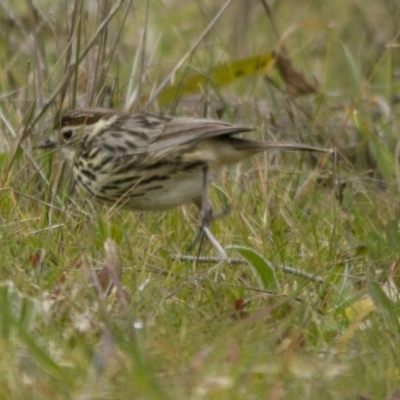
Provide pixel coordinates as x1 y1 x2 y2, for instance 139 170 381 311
62 130 73 141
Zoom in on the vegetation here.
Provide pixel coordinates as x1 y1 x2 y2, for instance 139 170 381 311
1 0 400 398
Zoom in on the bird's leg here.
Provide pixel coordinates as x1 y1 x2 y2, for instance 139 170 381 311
200 165 213 227
189 165 228 260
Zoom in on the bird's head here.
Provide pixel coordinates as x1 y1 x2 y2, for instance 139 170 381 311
35 108 117 162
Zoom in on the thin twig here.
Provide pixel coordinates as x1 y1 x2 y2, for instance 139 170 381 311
27 224 64 236
170 255 324 283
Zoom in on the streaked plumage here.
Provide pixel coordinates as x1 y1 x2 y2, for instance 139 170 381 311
37 108 329 212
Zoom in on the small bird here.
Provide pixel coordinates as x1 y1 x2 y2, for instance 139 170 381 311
37 108 330 257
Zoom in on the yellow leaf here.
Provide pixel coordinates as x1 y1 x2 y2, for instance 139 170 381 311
338 297 376 347
344 297 375 322
157 53 275 105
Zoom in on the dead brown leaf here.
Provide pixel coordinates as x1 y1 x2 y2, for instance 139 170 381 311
274 52 318 97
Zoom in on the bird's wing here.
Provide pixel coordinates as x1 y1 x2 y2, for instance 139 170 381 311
148 115 253 152
92 112 252 156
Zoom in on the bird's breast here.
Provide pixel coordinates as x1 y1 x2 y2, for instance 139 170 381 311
73 155 215 211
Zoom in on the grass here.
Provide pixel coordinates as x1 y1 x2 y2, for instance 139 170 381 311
1 0 400 398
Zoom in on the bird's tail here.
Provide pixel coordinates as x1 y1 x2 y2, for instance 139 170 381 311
205 137 332 167
228 137 332 154
257 140 332 154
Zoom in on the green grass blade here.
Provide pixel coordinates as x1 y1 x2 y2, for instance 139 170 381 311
228 245 280 292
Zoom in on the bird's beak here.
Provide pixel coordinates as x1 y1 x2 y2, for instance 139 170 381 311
34 138 58 150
